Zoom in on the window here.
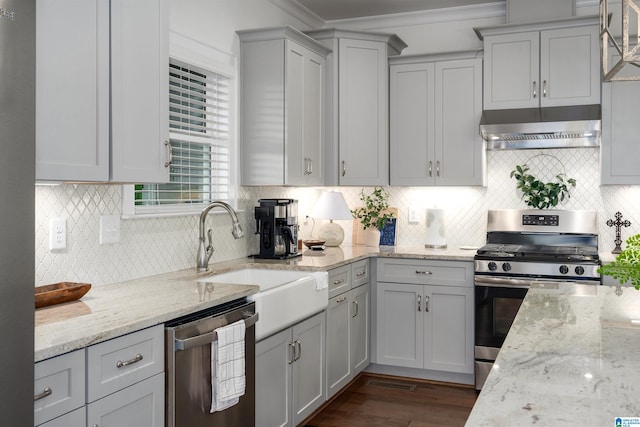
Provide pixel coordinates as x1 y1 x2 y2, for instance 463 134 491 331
129 58 232 214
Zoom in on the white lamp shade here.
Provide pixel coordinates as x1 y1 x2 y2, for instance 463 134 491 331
311 191 353 220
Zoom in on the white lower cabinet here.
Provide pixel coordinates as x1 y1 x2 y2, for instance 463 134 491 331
34 325 164 427
375 259 474 376
256 311 326 427
87 373 164 427
326 280 370 399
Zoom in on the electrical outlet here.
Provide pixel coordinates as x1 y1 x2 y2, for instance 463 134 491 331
100 215 121 244
49 218 67 251
408 207 419 224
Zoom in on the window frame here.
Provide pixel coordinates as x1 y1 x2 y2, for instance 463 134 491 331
122 32 239 218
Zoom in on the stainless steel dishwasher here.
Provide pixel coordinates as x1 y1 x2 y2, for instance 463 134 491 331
165 298 257 427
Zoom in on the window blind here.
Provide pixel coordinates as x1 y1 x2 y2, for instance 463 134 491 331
134 59 231 207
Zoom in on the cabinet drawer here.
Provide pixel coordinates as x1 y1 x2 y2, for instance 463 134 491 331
38 406 85 427
328 264 351 298
377 258 473 287
34 349 85 426
351 259 369 288
87 325 163 402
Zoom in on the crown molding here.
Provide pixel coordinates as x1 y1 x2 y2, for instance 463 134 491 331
267 0 325 29
321 2 506 31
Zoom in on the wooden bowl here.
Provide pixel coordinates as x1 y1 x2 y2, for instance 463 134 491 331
35 282 91 309
303 239 326 249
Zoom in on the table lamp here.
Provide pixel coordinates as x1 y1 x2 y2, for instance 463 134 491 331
311 191 353 246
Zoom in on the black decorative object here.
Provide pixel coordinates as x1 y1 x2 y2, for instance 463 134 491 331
606 211 631 254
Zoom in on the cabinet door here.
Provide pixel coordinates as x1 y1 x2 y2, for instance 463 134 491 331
325 293 352 399
376 282 423 368
256 329 292 427
483 32 539 110
110 0 169 183
540 26 600 107
338 38 388 185
389 62 435 186
435 58 484 186
86 373 164 427
424 285 474 374
285 41 325 186
292 311 326 426
350 283 370 375
601 81 640 184
35 0 109 182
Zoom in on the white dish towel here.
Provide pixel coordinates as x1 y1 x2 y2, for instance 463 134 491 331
210 319 246 413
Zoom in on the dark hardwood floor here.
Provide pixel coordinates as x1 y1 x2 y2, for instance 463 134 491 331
304 374 477 427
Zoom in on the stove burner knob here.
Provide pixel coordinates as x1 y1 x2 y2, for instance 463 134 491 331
502 262 512 272
488 262 497 271
575 266 585 276
559 265 569 275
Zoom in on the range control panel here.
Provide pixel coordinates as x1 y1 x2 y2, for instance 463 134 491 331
522 214 559 226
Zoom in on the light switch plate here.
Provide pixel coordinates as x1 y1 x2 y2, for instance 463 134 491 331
408 207 419 224
49 217 66 251
100 215 121 244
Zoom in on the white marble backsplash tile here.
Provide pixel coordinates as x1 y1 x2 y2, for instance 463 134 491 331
35 148 640 286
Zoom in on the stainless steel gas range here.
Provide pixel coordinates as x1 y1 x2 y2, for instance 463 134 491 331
474 209 601 390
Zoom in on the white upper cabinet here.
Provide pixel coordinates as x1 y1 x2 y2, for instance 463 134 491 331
305 29 407 186
390 52 485 186
36 0 169 183
238 27 330 186
478 16 600 110
601 81 640 185
110 0 169 183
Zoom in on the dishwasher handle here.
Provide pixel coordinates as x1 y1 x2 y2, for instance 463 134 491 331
174 312 259 351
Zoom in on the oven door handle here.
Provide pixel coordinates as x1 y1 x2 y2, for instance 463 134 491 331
174 312 259 351
474 276 532 289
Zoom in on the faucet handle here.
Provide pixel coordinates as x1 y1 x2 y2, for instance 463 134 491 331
206 229 214 261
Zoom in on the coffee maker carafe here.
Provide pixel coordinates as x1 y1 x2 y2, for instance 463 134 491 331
254 199 300 259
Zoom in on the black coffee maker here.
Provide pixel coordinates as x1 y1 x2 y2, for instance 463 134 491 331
254 199 300 259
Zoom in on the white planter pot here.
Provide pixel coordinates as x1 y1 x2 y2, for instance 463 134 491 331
363 228 380 247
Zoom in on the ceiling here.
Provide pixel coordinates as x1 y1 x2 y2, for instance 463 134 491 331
294 0 502 21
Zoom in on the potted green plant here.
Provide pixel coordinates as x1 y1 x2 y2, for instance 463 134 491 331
351 187 394 246
510 164 576 209
599 234 640 290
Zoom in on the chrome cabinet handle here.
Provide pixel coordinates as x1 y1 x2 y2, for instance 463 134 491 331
533 81 537 99
333 278 345 285
294 340 301 362
308 158 313 175
415 270 432 275
116 353 143 368
164 140 172 167
356 271 366 277
428 161 433 177
425 295 430 312
543 80 547 97
304 157 312 175
34 386 52 402
352 300 359 318
417 294 421 312
436 161 440 177
341 160 346 177
335 296 347 303
288 341 295 364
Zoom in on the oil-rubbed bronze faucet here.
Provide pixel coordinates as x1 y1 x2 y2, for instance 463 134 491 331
196 201 244 272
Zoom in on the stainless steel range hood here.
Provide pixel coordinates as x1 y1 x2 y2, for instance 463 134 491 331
480 104 601 150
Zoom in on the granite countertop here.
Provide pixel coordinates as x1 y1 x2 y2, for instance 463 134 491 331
466 282 640 426
35 244 475 362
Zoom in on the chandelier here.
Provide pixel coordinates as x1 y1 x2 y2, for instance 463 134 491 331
601 0 640 81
